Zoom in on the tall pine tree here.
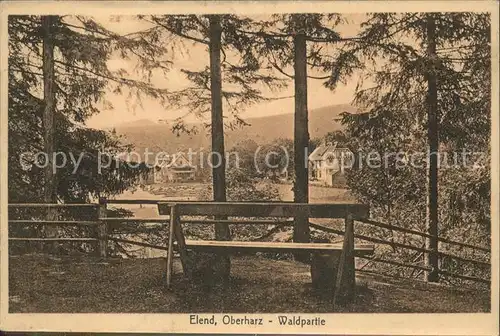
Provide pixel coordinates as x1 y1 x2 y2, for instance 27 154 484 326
328 12 491 284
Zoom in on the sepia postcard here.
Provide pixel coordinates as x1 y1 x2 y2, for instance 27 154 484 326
0 1 499 335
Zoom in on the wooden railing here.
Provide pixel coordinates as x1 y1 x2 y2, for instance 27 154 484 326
8 203 100 245
8 199 491 285
9 201 166 258
309 218 491 285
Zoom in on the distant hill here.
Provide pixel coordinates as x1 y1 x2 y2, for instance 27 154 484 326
114 118 158 128
114 104 357 157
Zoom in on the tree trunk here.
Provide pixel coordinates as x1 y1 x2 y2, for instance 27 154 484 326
425 14 439 283
42 16 58 245
209 15 231 280
42 15 56 204
292 28 310 262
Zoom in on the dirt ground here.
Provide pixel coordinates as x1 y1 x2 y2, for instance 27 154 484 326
8 254 490 313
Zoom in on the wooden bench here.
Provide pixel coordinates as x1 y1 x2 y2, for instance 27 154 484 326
158 201 374 302
182 240 374 255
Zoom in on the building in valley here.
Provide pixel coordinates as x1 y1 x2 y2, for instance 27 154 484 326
156 152 196 183
308 142 353 187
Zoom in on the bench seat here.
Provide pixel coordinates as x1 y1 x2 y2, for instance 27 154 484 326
182 240 375 256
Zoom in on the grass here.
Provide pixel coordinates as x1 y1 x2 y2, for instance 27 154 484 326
9 253 490 313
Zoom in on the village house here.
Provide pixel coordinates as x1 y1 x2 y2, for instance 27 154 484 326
308 142 353 187
155 152 197 183
137 152 197 184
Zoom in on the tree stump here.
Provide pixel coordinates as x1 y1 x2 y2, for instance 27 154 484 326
189 252 230 290
310 251 341 293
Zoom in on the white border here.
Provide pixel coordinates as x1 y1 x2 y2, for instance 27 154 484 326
0 1 498 335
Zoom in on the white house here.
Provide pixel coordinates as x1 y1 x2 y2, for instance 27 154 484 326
308 142 353 187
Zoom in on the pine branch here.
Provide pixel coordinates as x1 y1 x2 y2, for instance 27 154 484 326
235 28 291 38
268 49 294 79
306 36 362 43
61 22 112 40
53 60 169 95
147 17 209 45
262 95 294 101
308 74 331 80
10 67 43 77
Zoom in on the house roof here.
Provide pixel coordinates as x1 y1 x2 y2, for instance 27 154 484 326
309 143 337 161
309 143 352 162
165 152 195 169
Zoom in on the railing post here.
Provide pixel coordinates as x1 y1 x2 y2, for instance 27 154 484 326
97 197 107 258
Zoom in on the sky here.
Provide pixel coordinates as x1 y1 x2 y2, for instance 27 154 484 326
85 15 365 129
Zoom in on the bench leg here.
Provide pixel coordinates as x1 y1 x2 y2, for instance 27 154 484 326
166 209 176 288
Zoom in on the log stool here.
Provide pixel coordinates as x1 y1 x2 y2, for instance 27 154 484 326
311 251 342 293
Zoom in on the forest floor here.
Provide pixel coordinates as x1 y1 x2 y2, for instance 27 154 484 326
9 253 490 313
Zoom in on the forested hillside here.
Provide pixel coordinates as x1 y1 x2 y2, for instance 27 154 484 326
113 104 356 155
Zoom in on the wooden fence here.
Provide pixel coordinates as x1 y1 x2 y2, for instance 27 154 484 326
8 198 491 285
309 219 491 285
